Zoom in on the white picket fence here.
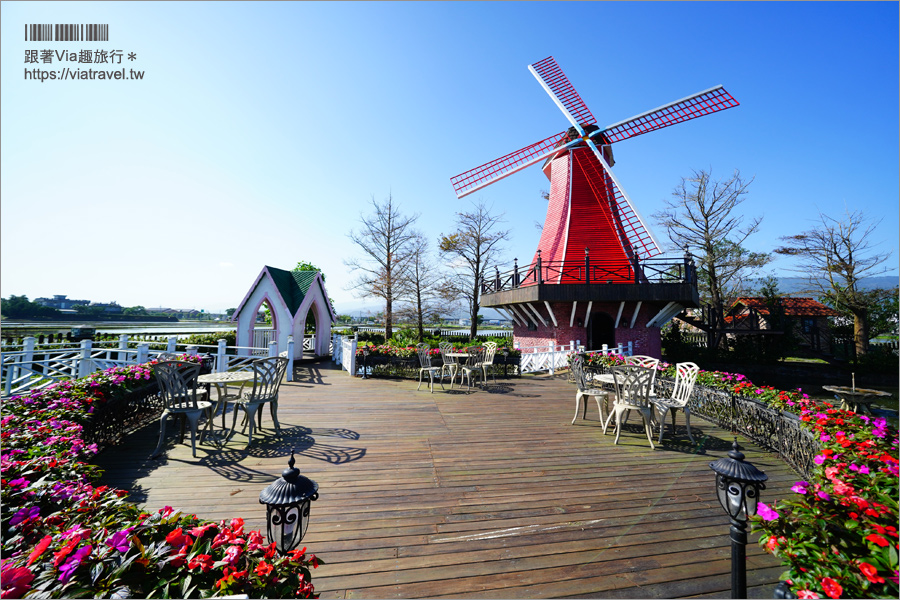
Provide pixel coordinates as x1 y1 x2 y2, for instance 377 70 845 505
516 341 633 375
0 335 285 398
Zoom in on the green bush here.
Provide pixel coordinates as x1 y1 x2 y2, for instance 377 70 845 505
179 331 237 348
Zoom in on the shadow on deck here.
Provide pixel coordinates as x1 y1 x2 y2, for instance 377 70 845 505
95 359 795 599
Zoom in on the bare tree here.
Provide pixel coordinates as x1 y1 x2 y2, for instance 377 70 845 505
775 209 892 356
396 232 444 342
344 194 419 340
438 201 510 341
653 169 771 348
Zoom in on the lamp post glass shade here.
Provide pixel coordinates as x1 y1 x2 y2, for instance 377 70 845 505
709 439 768 522
259 450 318 555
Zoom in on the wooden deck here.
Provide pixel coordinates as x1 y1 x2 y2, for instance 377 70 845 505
95 361 798 599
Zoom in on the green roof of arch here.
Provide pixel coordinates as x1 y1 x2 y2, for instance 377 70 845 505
265 266 319 317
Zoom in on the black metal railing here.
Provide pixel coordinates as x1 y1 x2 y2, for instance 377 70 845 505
482 251 697 294
585 362 820 480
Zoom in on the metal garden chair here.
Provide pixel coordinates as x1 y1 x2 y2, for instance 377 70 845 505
650 361 700 444
477 341 499 384
625 354 660 395
416 343 444 393
603 365 656 449
228 356 289 447
570 354 611 431
150 361 213 459
460 347 485 391
438 342 459 387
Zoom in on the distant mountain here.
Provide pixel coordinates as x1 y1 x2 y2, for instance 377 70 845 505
770 276 898 295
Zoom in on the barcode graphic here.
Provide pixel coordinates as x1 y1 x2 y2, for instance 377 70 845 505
25 24 109 42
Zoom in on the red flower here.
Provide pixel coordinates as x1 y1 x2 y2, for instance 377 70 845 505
188 554 214 573
264 542 277 560
52 538 80 567
866 533 890 547
190 523 218 539
766 537 780 552
26 535 52 566
1 565 34 599
820 577 842 599
165 527 187 547
254 560 273 577
859 562 885 584
288 546 307 562
216 566 248 589
230 517 245 536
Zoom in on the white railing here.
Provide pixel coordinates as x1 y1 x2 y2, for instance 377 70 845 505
252 328 276 355
332 334 357 376
1 335 272 397
515 341 633 375
352 327 513 338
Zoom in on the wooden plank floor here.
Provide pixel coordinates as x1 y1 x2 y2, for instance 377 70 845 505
95 361 797 599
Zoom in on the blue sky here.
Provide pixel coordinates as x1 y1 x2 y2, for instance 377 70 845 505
2 1 897 314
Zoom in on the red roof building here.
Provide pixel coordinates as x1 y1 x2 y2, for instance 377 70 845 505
728 297 840 353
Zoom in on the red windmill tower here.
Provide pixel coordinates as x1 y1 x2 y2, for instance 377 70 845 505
451 56 739 356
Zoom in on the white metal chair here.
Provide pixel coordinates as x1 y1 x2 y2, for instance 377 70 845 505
460 347 485 391
603 365 656 449
625 355 660 395
570 354 610 431
650 362 700 444
478 341 499 384
150 361 212 459
438 342 459 388
416 343 444 393
228 356 288 447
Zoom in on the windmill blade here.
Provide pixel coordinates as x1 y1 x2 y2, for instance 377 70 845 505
451 130 571 198
599 85 738 144
578 139 662 257
528 56 596 129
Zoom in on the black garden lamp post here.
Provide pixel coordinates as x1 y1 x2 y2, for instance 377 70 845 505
259 450 319 555
501 348 509 378
361 345 370 379
709 439 768 599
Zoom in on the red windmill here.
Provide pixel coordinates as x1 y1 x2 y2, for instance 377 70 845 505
451 56 739 356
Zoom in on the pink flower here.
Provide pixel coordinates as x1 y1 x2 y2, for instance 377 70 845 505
756 502 780 521
790 481 809 494
58 544 92 584
223 545 242 565
104 528 133 553
813 455 827 465
797 590 820 599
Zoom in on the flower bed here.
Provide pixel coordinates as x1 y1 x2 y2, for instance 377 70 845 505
0 357 320 599
355 344 521 379
577 351 898 599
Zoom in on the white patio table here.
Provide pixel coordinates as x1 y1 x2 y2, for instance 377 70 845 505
198 371 255 431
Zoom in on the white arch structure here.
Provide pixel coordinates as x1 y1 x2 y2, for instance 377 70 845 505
232 266 336 358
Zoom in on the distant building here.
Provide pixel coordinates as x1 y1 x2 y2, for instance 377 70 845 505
88 301 123 314
727 297 840 353
34 295 90 310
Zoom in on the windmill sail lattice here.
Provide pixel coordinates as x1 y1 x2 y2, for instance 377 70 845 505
528 56 596 128
600 85 739 144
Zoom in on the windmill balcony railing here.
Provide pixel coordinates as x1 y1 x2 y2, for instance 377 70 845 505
482 254 697 294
